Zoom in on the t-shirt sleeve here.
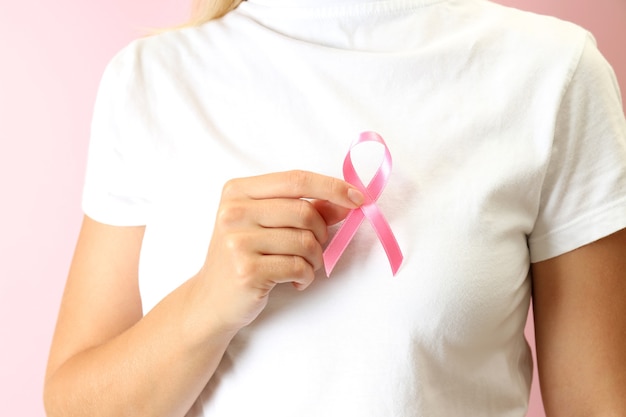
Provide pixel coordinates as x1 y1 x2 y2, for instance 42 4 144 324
82 46 154 226
528 34 626 263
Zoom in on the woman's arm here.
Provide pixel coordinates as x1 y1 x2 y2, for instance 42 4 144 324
43 216 237 417
532 228 626 416
44 170 363 417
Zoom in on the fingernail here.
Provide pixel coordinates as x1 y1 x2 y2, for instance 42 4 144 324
347 188 364 207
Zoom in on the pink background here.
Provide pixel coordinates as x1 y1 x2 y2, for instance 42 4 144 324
0 1 624 415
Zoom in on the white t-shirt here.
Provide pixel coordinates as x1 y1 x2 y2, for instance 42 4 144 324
82 0 626 415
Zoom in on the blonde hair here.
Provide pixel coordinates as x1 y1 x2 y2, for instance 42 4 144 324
188 0 245 25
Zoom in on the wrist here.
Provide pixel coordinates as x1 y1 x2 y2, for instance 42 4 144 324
179 273 240 349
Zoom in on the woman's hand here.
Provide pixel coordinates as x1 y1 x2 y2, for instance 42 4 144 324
190 170 364 332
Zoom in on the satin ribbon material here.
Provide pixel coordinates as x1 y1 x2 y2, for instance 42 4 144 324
323 132 404 276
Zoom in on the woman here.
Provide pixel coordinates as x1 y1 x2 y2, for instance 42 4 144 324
44 0 626 416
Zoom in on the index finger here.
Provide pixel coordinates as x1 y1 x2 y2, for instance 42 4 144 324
226 170 364 209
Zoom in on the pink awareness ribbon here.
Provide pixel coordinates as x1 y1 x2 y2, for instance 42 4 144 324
323 132 404 276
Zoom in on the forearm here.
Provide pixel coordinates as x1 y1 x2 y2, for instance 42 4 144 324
44 275 237 417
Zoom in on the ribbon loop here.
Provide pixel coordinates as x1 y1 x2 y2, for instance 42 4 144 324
323 132 404 276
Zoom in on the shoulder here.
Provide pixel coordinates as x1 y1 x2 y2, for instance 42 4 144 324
99 13 250 93
459 0 591 63
94 23 225 126
473 1 589 42
102 25 208 87
446 0 603 99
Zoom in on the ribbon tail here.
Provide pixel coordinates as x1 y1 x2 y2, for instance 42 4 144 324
322 208 365 276
361 203 404 275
